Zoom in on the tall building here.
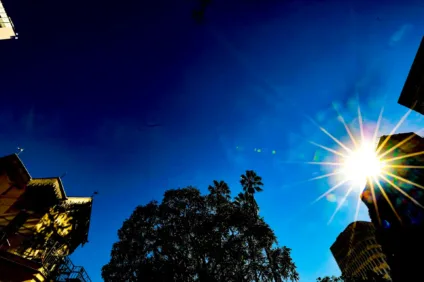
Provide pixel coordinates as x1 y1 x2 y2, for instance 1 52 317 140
0 0 16 40
361 132 424 281
331 221 391 280
0 154 93 281
398 36 424 116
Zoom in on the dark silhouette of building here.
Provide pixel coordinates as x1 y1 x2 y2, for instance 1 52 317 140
331 221 391 280
361 132 424 281
0 154 93 281
398 36 424 115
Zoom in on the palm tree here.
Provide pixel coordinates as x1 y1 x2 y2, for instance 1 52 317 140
240 170 263 214
238 170 264 281
240 170 263 195
208 180 231 204
240 171 295 282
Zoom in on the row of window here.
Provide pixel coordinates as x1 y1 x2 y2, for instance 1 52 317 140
347 253 389 279
340 238 390 279
338 236 377 265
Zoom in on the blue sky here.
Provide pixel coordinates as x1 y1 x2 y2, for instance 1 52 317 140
1 0 424 281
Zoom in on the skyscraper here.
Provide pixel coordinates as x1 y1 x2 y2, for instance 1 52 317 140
331 221 391 280
0 0 16 40
361 132 424 281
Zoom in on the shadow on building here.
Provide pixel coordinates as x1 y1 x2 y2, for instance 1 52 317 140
0 154 93 281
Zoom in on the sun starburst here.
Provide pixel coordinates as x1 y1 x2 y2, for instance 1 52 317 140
339 140 384 189
304 101 424 225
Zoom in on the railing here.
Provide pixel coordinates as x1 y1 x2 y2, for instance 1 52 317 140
0 232 65 277
55 256 92 282
0 211 91 281
0 212 65 278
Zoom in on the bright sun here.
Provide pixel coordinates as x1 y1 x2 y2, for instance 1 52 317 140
340 141 384 189
303 103 423 225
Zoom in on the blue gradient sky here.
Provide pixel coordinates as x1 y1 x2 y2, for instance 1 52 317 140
1 0 424 281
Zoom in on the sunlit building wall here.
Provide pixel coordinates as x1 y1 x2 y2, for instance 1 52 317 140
330 221 391 280
361 132 424 282
0 0 16 40
0 154 93 282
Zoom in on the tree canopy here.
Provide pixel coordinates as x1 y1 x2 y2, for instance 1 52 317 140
102 170 299 282
317 272 390 282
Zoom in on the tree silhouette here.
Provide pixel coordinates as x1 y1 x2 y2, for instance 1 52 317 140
192 0 211 23
317 272 390 282
102 170 299 281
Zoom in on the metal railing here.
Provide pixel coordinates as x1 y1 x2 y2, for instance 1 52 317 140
0 233 64 277
0 212 65 278
55 256 92 282
0 209 92 281
0 233 92 281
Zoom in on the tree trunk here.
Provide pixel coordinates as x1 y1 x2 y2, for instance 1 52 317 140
248 235 260 282
265 247 281 282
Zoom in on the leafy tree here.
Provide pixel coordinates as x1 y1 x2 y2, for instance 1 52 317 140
317 272 390 282
317 277 343 282
102 170 299 282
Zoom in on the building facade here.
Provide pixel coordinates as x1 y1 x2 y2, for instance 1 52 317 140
398 36 424 115
0 0 16 40
0 154 93 281
331 221 391 280
361 132 424 281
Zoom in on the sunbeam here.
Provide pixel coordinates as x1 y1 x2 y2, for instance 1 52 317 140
357 103 365 144
369 180 381 226
312 179 349 204
308 171 343 182
374 179 402 223
328 183 355 225
384 150 424 163
307 116 352 153
372 107 385 147
308 141 346 158
376 106 414 155
332 102 358 149
353 190 363 224
378 128 424 160
386 164 424 169
306 161 343 166
383 170 424 190
379 174 424 208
